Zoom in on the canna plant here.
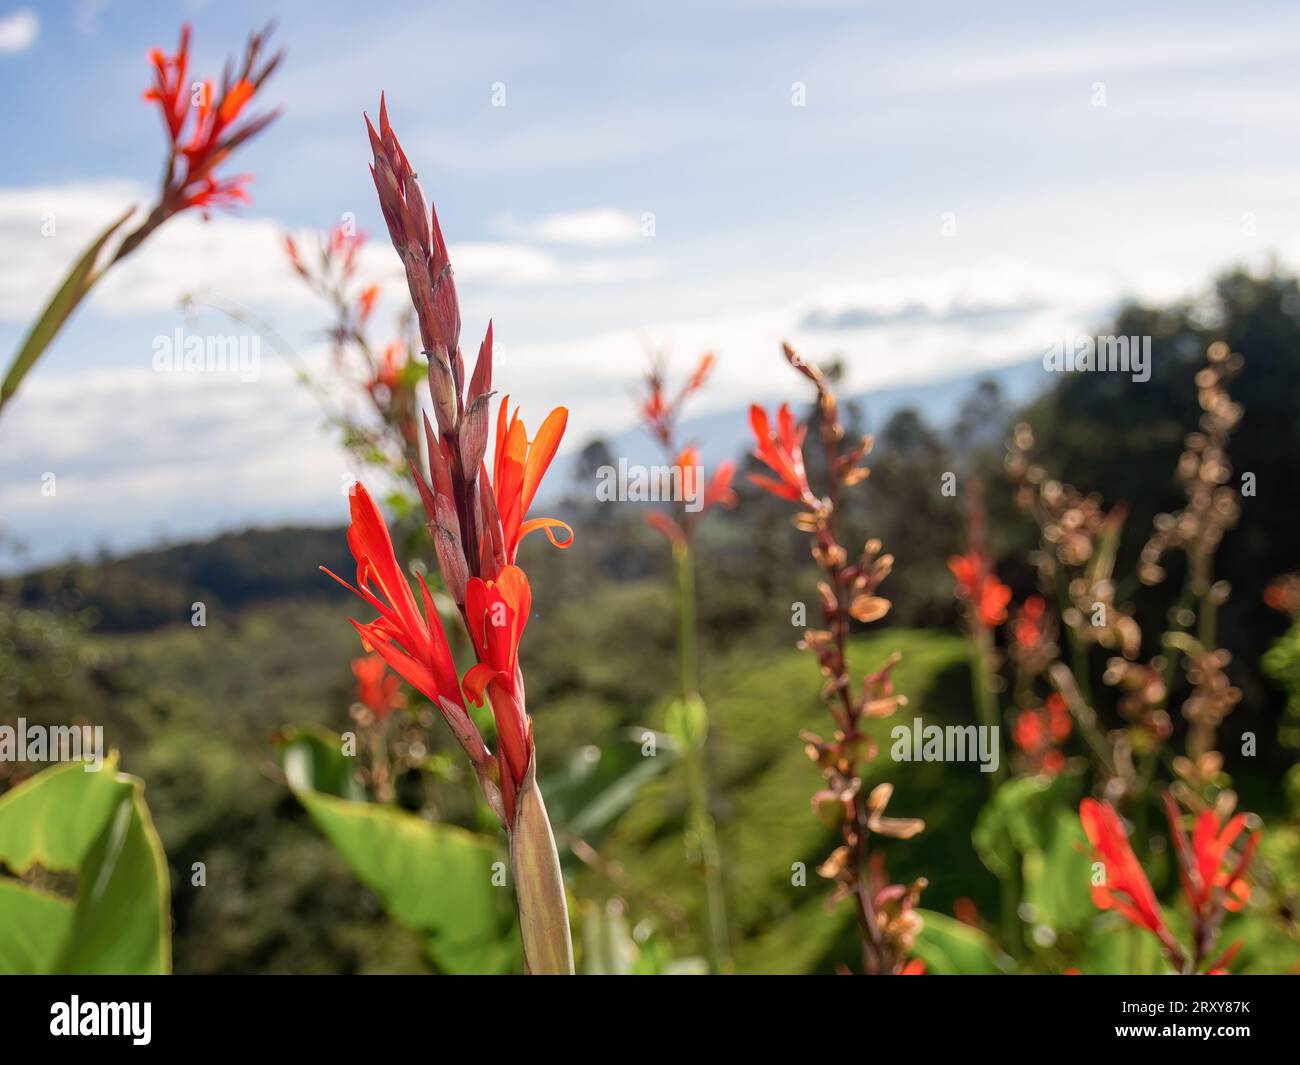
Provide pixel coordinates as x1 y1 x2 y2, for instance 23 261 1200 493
636 351 737 972
0 22 283 416
1079 794 1258 973
748 343 927 975
961 341 1277 972
323 97 575 973
284 223 425 479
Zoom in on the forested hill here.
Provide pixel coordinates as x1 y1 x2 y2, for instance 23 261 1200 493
1 526 353 632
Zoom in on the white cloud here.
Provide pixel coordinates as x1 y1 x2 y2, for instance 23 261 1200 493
495 208 646 248
0 8 37 54
0 184 663 328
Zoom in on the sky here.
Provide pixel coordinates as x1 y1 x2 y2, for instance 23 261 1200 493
3 0 1300 568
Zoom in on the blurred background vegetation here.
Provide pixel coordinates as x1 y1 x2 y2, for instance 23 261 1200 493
3 268 1299 973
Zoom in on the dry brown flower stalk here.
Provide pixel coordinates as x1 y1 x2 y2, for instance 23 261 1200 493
751 343 925 974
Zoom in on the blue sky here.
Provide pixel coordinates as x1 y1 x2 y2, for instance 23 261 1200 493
3 0 1300 567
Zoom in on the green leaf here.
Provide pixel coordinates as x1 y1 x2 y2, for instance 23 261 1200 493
0 207 135 413
912 910 1011 974
0 755 171 974
0 881 74 975
277 731 520 973
278 724 366 801
973 773 1093 939
541 728 677 853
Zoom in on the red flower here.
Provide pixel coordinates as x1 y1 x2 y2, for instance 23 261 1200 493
321 483 483 757
1013 595 1047 648
645 446 737 545
639 352 715 447
748 402 811 502
352 654 403 719
490 398 573 563
1164 794 1259 919
463 566 533 815
1045 692 1071 742
1079 799 1182 960
367 342 405 395
144 23 282 217
948 552 1011 628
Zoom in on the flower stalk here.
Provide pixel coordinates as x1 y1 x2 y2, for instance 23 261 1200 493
326 97 576 973
637 352 735 971
749 344 926 975
0 22 282 417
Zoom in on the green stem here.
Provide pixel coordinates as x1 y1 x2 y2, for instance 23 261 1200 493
672 540 731 972
971 624 1018 954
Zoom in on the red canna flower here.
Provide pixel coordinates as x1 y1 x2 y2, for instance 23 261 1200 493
143 23 282 218
747 402 812 502
1164 793 1259 919
638 352 715 447
1012 695 1070 777
463 565 534 818
1013 595 1047 649
948 551 1012 628
321 483 488 767
1080 798 1184 965
352 653 404 719
490 398 573 564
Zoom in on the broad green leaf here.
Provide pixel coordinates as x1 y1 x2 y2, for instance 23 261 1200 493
0 207 136 413
0 881 74 975
579 898 639 975
541 728 677 853
0 756 171 974
912 910 1011 974
278 724 366 800
278 731 520 973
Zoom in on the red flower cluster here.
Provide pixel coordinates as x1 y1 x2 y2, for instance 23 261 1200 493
948 550 1011 629
1012 595 1047 649
351 654 404 719
748 402 812 503
1079 796 1259 972
1012 692 1071 775
636 354 736 545
639 352 715 447
144 23 282 216
326 100 572 827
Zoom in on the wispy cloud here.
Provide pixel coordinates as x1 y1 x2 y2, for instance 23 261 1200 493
494 208 647 247
0 7 37 54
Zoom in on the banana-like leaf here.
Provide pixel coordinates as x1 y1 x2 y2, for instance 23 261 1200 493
0 206 135 413
541 728 677 856
912 910 1011 974
0 755 170 974
277 728 521 974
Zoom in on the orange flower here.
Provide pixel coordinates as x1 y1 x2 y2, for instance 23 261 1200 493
321 484 483 756
490 397 573 563
463 566 533 812
1164 793 1258 918
352 654 403 719
1013 595 1047 648
1079 799 1179 958
645 446 737 545
747 402 811 502
948 552 1011 628
144 23 282 216
638 352 715 447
